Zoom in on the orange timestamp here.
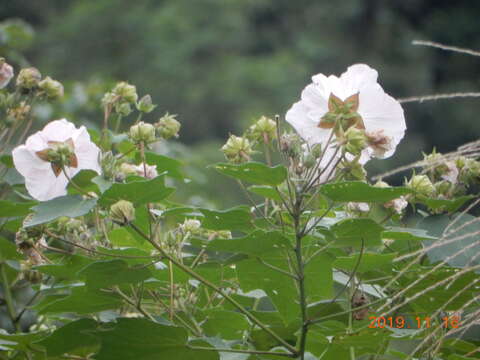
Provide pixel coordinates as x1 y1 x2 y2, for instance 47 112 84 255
368 316 461 329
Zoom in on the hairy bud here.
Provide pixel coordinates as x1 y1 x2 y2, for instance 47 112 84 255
129 121 156 144
137 94 156 113
16 67 41 91
221 135 253 163
155 113 181 140
110 200 136 225
38 76 64 100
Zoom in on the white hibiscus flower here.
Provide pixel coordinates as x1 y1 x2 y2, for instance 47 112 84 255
286 64 406 162
12 119 101 201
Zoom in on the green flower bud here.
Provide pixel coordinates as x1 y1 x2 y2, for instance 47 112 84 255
110 200 136 225
137 94 156 113
100 151 117 180
16 67 41 91
339 158 366 181
248 116 276 143
221 135 253 163
343 127 367 156
435 180 453 197
101 92 116 108
112 81 138 103
35 138 77 175
310 143 323 158
129 121 156 144
155 112 181 140
406 175 435 198
21 262 43 284
115 102 132 116
279 133 301 158
38 76 64 100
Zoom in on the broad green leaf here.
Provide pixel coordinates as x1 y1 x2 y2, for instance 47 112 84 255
237 259 299 324
92 175 113 193
320 181 411 202
419 214 480 270
330 218 384 248
199 206 253 232
213 162 287 186
421 195 475 213
305 253 334 301
202 309 250 340
0 200 35 217
99 175 175 206
35 319 99 356
108 227 153 251
96 318 218 360
68 170 99 195
79 259 152 289
333 252 397 274
24 195 97 227
0 330 47 352
35 254 93 280
144 152 184 179
0 236 22 260
40 286 123 314
248 185 283 201
382 227 437 242
207 230 290 256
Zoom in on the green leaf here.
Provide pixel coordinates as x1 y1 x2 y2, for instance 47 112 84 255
333 252 397 274
199 206 253 232
213 162 287 186
420 195 475 213
35 254 93 280
419 214 480 270
96 318 218 360
79 259 152 289
305 253 334 301
39 286 123 314
108 227 154 251
330 218 384 248
24 195 97 227
237 259 299 324
202 309 250 340
248 185 283 201
68 170 99 195
382 227 437 242
320 181 411 202
0 236 22 260
0 200 35 217
35 319 99 356
92 175 113 193
144 152 184 179
99 175 174 206
207 230 290 256
0 154 14 168
0 331 47 352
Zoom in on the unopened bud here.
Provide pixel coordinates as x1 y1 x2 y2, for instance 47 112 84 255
406 175 435 198
0 58 14 89
16 67 41 91
129 121 156 144
221 135 253 163
21 262 43 284
137 94 156 113
303 154 316 169
38 76 64 100
112 82 138 103
155 113 181 140
115 102 132 116
248 116 276 143
346 202 370 214
110 200 136 225
311 144 323 158
344 127 367 156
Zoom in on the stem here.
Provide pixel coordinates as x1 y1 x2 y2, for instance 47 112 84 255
188 345 295 358
293 198 308 360
1 263 20 332
129 223 297 355
62 167 94 198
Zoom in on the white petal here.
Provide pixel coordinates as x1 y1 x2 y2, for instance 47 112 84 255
12 145 50 178
72 126 101 174
286 101 331 145
24 167 69 201
340 64 379 91
40 119 77 142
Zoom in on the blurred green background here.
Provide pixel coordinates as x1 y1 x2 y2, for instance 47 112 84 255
2 0 480 206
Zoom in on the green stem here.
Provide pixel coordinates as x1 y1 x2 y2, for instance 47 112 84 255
1 263 20 332
62 167 94 198
129 223 297 355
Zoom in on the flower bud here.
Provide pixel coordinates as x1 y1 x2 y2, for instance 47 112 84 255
129 121 156 144
384 196 408 214
303 153 316 169
221 135 253 163
137 94 156 113
310 143 323 158
110 200 136 225
344 127 367 156
38 76 64 100
112 81 138 103
406 175 435 198
248 116 276 143
346 202 370 215
21 262 43 284
182 219 201 232
373 180 389 188
100 151 117 180
16 67 41 91
279 133 301 158
155 113 181 140
7 101 31 123
0 58 14 88
115 102 132 116
339 158 366 181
